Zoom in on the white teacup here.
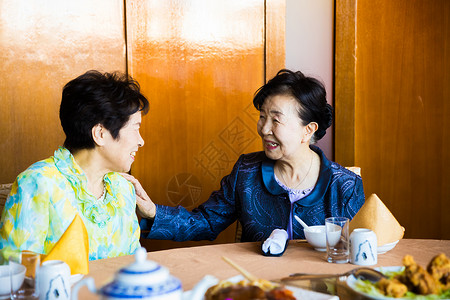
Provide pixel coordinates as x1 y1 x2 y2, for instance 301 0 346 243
350 228 378 266
38 260 71 300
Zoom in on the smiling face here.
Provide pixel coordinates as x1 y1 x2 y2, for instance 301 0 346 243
101 111 144 173
257 95 310 162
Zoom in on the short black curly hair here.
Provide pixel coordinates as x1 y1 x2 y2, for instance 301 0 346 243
60 70 149 152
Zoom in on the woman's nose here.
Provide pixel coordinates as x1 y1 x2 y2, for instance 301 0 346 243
260 120 272 135
138 133 144 147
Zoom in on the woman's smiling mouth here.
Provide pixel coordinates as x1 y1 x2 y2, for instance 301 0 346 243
265 140 279 150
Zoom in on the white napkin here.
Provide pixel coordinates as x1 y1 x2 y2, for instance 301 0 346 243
261 229 288 256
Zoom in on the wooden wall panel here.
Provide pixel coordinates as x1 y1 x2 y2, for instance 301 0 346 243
336 0 450 239
335 0 356 167
266 0 286 81
0 0 126 184
127 0 285 251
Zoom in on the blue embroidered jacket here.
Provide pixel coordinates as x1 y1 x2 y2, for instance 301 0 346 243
140 146 365 242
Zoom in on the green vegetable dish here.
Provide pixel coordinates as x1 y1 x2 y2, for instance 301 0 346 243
353 261 450 300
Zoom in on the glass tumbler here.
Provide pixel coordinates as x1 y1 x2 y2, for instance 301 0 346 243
325 217 349 263
9 250 40 299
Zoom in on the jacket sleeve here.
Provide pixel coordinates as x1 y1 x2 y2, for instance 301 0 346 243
344 175 365 219
140 155 245 241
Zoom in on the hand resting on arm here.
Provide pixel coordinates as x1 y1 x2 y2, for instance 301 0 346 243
120 173 156 219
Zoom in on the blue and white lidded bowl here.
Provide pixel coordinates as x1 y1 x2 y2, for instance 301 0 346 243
72 247 182 300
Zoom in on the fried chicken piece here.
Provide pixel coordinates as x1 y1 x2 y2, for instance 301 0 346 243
377 278 408 298
427 253 450 291
401 255 439 295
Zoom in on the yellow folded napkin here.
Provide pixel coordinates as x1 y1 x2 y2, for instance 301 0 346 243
42 214 89 275
349 194 405 246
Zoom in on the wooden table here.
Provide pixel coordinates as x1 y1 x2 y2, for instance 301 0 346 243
78 239 450 299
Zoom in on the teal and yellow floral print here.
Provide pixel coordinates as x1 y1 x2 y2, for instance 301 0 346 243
0 147 140 264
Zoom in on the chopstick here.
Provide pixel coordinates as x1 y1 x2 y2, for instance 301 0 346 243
222 256 258 282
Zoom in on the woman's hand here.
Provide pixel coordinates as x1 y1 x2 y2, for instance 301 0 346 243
120 173 156 219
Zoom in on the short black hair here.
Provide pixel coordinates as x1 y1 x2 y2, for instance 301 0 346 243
60 70 149 152
253 69 333 142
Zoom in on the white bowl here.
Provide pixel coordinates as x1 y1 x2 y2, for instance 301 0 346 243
0 263 26 298
304 225 327 251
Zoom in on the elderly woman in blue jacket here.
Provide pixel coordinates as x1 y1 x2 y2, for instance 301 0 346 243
124 69 365 244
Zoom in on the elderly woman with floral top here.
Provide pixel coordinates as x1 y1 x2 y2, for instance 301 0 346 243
0 70 149 262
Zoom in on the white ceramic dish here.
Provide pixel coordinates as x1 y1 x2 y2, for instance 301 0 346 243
183 275 339 300
304 225 327 252
377 240 399 254
70 274 84 285
0 264 26 299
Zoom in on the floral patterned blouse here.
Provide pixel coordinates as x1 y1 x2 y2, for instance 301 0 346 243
0 147 140 263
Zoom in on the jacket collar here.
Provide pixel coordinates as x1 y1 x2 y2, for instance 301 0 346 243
261 145 333 206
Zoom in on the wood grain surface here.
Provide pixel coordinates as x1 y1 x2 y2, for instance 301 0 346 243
335 0 450 239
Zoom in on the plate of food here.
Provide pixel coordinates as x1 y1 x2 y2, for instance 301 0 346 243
346 254 450 299
183 275 338 300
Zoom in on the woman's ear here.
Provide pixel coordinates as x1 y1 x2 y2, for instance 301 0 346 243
92 124 106 146
302 122 318 143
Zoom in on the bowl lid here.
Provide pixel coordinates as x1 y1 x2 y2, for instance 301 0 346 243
118 247 160 276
